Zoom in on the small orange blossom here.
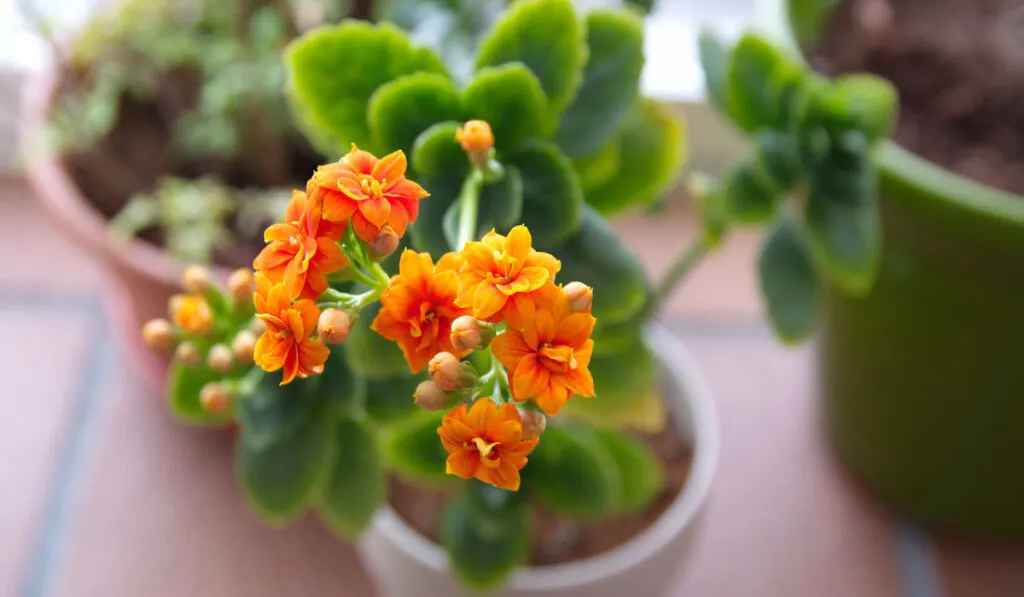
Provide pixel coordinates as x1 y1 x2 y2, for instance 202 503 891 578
252 272 330 385
438 398 538 491
170 294 213 335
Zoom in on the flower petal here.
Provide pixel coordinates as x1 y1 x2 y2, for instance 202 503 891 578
563 366 595 397
446 451 478 479
359 197 392 227
344 144 378 174
371 150 408 184
281 349 300 385
338 174 370 201
555 312 596 348
398 250 433 291
506 225 532 265
264 223 297 243
385 178 429 203
350 212 381 243
322 193 358 223
297 338 330 375
472 283 508 321
512 359 549 402
293 299 321 337
254 333 289 371
490 330 533 368
518 266 551 291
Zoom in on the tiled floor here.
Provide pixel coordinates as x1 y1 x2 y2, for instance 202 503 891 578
3 177 1024 596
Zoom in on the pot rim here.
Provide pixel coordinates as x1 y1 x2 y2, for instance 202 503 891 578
17 70 235 286
757 0 1024 249
370 323 720 591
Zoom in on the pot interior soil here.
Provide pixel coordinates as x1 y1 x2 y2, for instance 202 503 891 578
810 0 1024 195
389 422 693 567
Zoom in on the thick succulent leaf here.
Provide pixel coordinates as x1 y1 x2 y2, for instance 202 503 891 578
550 206 650 325
788 0 842 50
591 333 658 404
554 9 645 158
317 417 386 539
573 139 621 191
805 74 898 143
593 429 663 515
237 416 328 524
167 362 232 426
584 99 686 215
752 129 803 191
722 159 783 224
758 214 822 344
725 33 804 133
411 121 470 179
474 0 586 115
315 347 366 416
409 173 462 257
698 29 730 114
365 373 423 425
382 410 452 486
463 63 552 150
441 488 529 591
344 302 411 380
367 72 462 154
561 387 667 433
506 141 584 246
525 424 620 519
286 21 447 154
237 374 316 451
443 166 524 247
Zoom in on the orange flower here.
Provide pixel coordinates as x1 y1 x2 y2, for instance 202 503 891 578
371 250 471 373
253 190 347 301
252 272 330 385
308 145 428 243
490 284 596 416
438 398 538 491
170 294 212 335
456 225 561 323
455 120 494 169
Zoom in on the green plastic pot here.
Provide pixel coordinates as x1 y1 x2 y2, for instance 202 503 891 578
760 0 1024 538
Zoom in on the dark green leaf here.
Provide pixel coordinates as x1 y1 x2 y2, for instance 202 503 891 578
237 375 316 451
345 302 411 380
722 159 783 224
474 0 586 114
554 9 645 158
382 410 452 486
443 166 524 246
315 347 366 416
463 63 552 150
411 121 470 178
441 490 529 591
550 206 650 325
584 99 685 215
167 362 232 426
367 72 462 153
506 141 584 246
462 480 526 539
698 29 730 114
365 373 423 425
287 21 447 154
525 425 620 519
788 0 841 49
591 334 657 403
725 33 803 132
409 173 463 257
573 139 621 191
318 417 386 539
758 215 822 344
237 417 329 523
624 0 655 14
593 429 663 515
752 129 802 191
590 309 646 357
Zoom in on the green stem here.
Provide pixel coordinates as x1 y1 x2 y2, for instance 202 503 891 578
652 239 709 314
455 168 484 249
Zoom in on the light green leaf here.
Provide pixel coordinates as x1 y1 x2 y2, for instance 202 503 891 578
441 487 529 591
409 173 462 257
506 141 584 246
237 375 316 451
318 417 386 539
287 21 447 154
411 121 470 178
474 0 586 114
593 429 663 515
382 410 452 486
345 302 411 380
592 334 658 403
367 72 462 154
365 373 423 425
554 9 645 158
725 33 803 132
463 63 552 150
167 362 232 427
573 139 621 191
758 215 822 344
698 29 730 114
806 74 898 143
525 425 620 519
584 99 686 215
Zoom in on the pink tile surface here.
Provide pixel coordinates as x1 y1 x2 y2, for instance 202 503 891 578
0 310 92 597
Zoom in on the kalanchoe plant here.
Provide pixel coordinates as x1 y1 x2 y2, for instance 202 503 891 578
141 0 684 591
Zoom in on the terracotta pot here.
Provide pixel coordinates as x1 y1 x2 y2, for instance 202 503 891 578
357 325 720 597
18 72 233 390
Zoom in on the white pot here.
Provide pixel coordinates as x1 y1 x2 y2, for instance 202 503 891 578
357 325 720 597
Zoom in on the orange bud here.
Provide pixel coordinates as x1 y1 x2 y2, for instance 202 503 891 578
141 318 173 351
519 408 547 441
450 315 482 352
207 344 234 374
455 120 494 169
170 294 213 335
368 226 400 261
200 382 232 414
563 282 593 313
182 265 214 295
428 351 463 391
231 330 256 364
318 308 352 344
227 268 254 305
175 342 200 366
414 380 447 411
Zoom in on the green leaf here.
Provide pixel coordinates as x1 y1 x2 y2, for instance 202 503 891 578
345 302 411 380
287 21 447 154
804 145 882 296
526 425 620 519
441 489 529 591
722 159 783 224
411 121 470 178
758 215 822 344
725 33 803 132
592 334 657 402
506 141 583 246
315 347 366 416
593 429 663 515
590 310 645 357
237 375 316 451
474 0 586 115
807 74 898 143
584 99 686 215
625 0 655 14
752 129 802 191
698 29 730 114
443 166 524 246
788 0 841 49
365 373 423 425
551 206 650 325
367 72 462 154
463 63 552 150
318 417 386 539
237 416 328 523
167 363 232 426
382 410 452 486
409 173 462 257
573 139 621 191
554 9 644 158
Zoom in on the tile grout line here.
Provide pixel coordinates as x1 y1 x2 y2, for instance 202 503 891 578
17 297 115 597
896 521 945 597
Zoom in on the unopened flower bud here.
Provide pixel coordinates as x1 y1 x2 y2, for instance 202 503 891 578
170 294 213 335
519 408 547 440
455 120 494 169
207 344 234 374
414 380 447 411
563 282 593 313
200 382 232 414
227 268 254 305
175 342 200 366
450 315 482 352
368 226 400 261
429 351 464 391
182 265 214 295
249 317 268 336
141 318 173 351
231 330 256 364
318 308 352 344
